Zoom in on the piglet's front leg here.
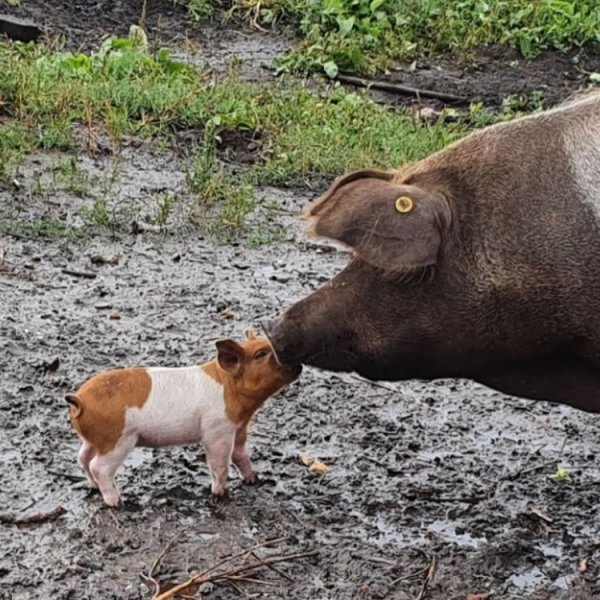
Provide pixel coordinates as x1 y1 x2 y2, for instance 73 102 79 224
232 426 256 485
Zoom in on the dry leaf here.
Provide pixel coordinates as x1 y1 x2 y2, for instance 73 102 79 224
300 454 315 466
579 558 588 573
309 460 329 474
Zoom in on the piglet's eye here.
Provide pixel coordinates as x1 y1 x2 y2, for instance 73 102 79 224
254 350 270 360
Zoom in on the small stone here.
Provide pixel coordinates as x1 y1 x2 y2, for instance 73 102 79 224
271 272 292 283
220 308 236 320
95 302 113 310
90 254 119 266
41 357 60 373
108 311 121 320
416 107 441 123
132 220 161 234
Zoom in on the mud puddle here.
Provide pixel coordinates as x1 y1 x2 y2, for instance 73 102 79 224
1 140 600 600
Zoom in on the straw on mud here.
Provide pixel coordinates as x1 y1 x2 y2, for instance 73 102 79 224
389 565 429 586
250 550 294 582
415 559 436 600
143 530 186 597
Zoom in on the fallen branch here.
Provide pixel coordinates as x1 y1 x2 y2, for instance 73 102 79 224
504 458 558 481
152 548 318 600
0 505 66 525
61 268 97 279
251 550 294 582
529 507 553 524
336 74 468 104
389 565 429 586
143 530 186 597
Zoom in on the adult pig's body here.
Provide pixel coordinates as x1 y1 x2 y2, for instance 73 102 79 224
264 92 600 412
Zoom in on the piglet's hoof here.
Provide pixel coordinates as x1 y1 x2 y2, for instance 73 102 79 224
102 494 123 509
209 486 229 504
243 473 258 486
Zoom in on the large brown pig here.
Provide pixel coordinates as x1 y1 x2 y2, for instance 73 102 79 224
263 91 600 413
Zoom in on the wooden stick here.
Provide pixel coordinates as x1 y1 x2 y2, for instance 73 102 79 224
336 74 468 104
144 530 185 596
251 550 294 582
389 565 429 586
415 559 436 600
206 536 289 577
0 505 66 525
61 268 97 279
152 549 317 600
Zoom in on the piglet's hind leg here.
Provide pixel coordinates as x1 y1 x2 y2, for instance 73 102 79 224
78 441 97 489
89 436 137 507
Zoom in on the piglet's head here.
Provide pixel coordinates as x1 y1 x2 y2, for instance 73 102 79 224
215 328 302 403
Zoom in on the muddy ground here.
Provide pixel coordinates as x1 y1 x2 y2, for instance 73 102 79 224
2 2 600 600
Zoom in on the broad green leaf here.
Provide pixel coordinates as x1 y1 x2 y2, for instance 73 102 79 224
323 60 339 79
336 16 356 36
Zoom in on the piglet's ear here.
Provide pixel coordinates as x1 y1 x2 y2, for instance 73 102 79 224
216 339 243 374
245 328 257 340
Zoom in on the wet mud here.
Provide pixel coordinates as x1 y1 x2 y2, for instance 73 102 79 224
1 2 600 599
1 142 600 600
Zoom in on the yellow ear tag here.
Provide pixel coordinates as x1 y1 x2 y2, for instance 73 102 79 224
395 196 413 213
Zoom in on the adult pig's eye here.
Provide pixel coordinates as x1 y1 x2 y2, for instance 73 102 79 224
254 350 270 360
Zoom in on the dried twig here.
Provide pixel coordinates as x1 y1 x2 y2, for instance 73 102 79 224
251 550 294 582
139 0 148 29
504 458 559 481
415 559 436 600
143 530 185 596
204 536 289 578
389 565 429 586
0 505 66 525
152 548 318 600
61 268 97 279
336 74 467 104
351 554 396 567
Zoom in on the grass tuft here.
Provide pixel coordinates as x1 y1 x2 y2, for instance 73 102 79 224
0 33 469 236
222 0 600 76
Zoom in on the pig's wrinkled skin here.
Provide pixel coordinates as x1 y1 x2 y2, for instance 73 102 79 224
263 91 600 413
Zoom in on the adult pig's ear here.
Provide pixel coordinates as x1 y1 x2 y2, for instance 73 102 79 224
303 170 450 270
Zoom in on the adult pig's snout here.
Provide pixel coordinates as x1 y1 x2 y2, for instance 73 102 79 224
261 316 297 366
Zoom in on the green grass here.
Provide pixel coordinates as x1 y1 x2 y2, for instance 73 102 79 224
5 217 86 240
0 33 467 237
224 0 600 76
